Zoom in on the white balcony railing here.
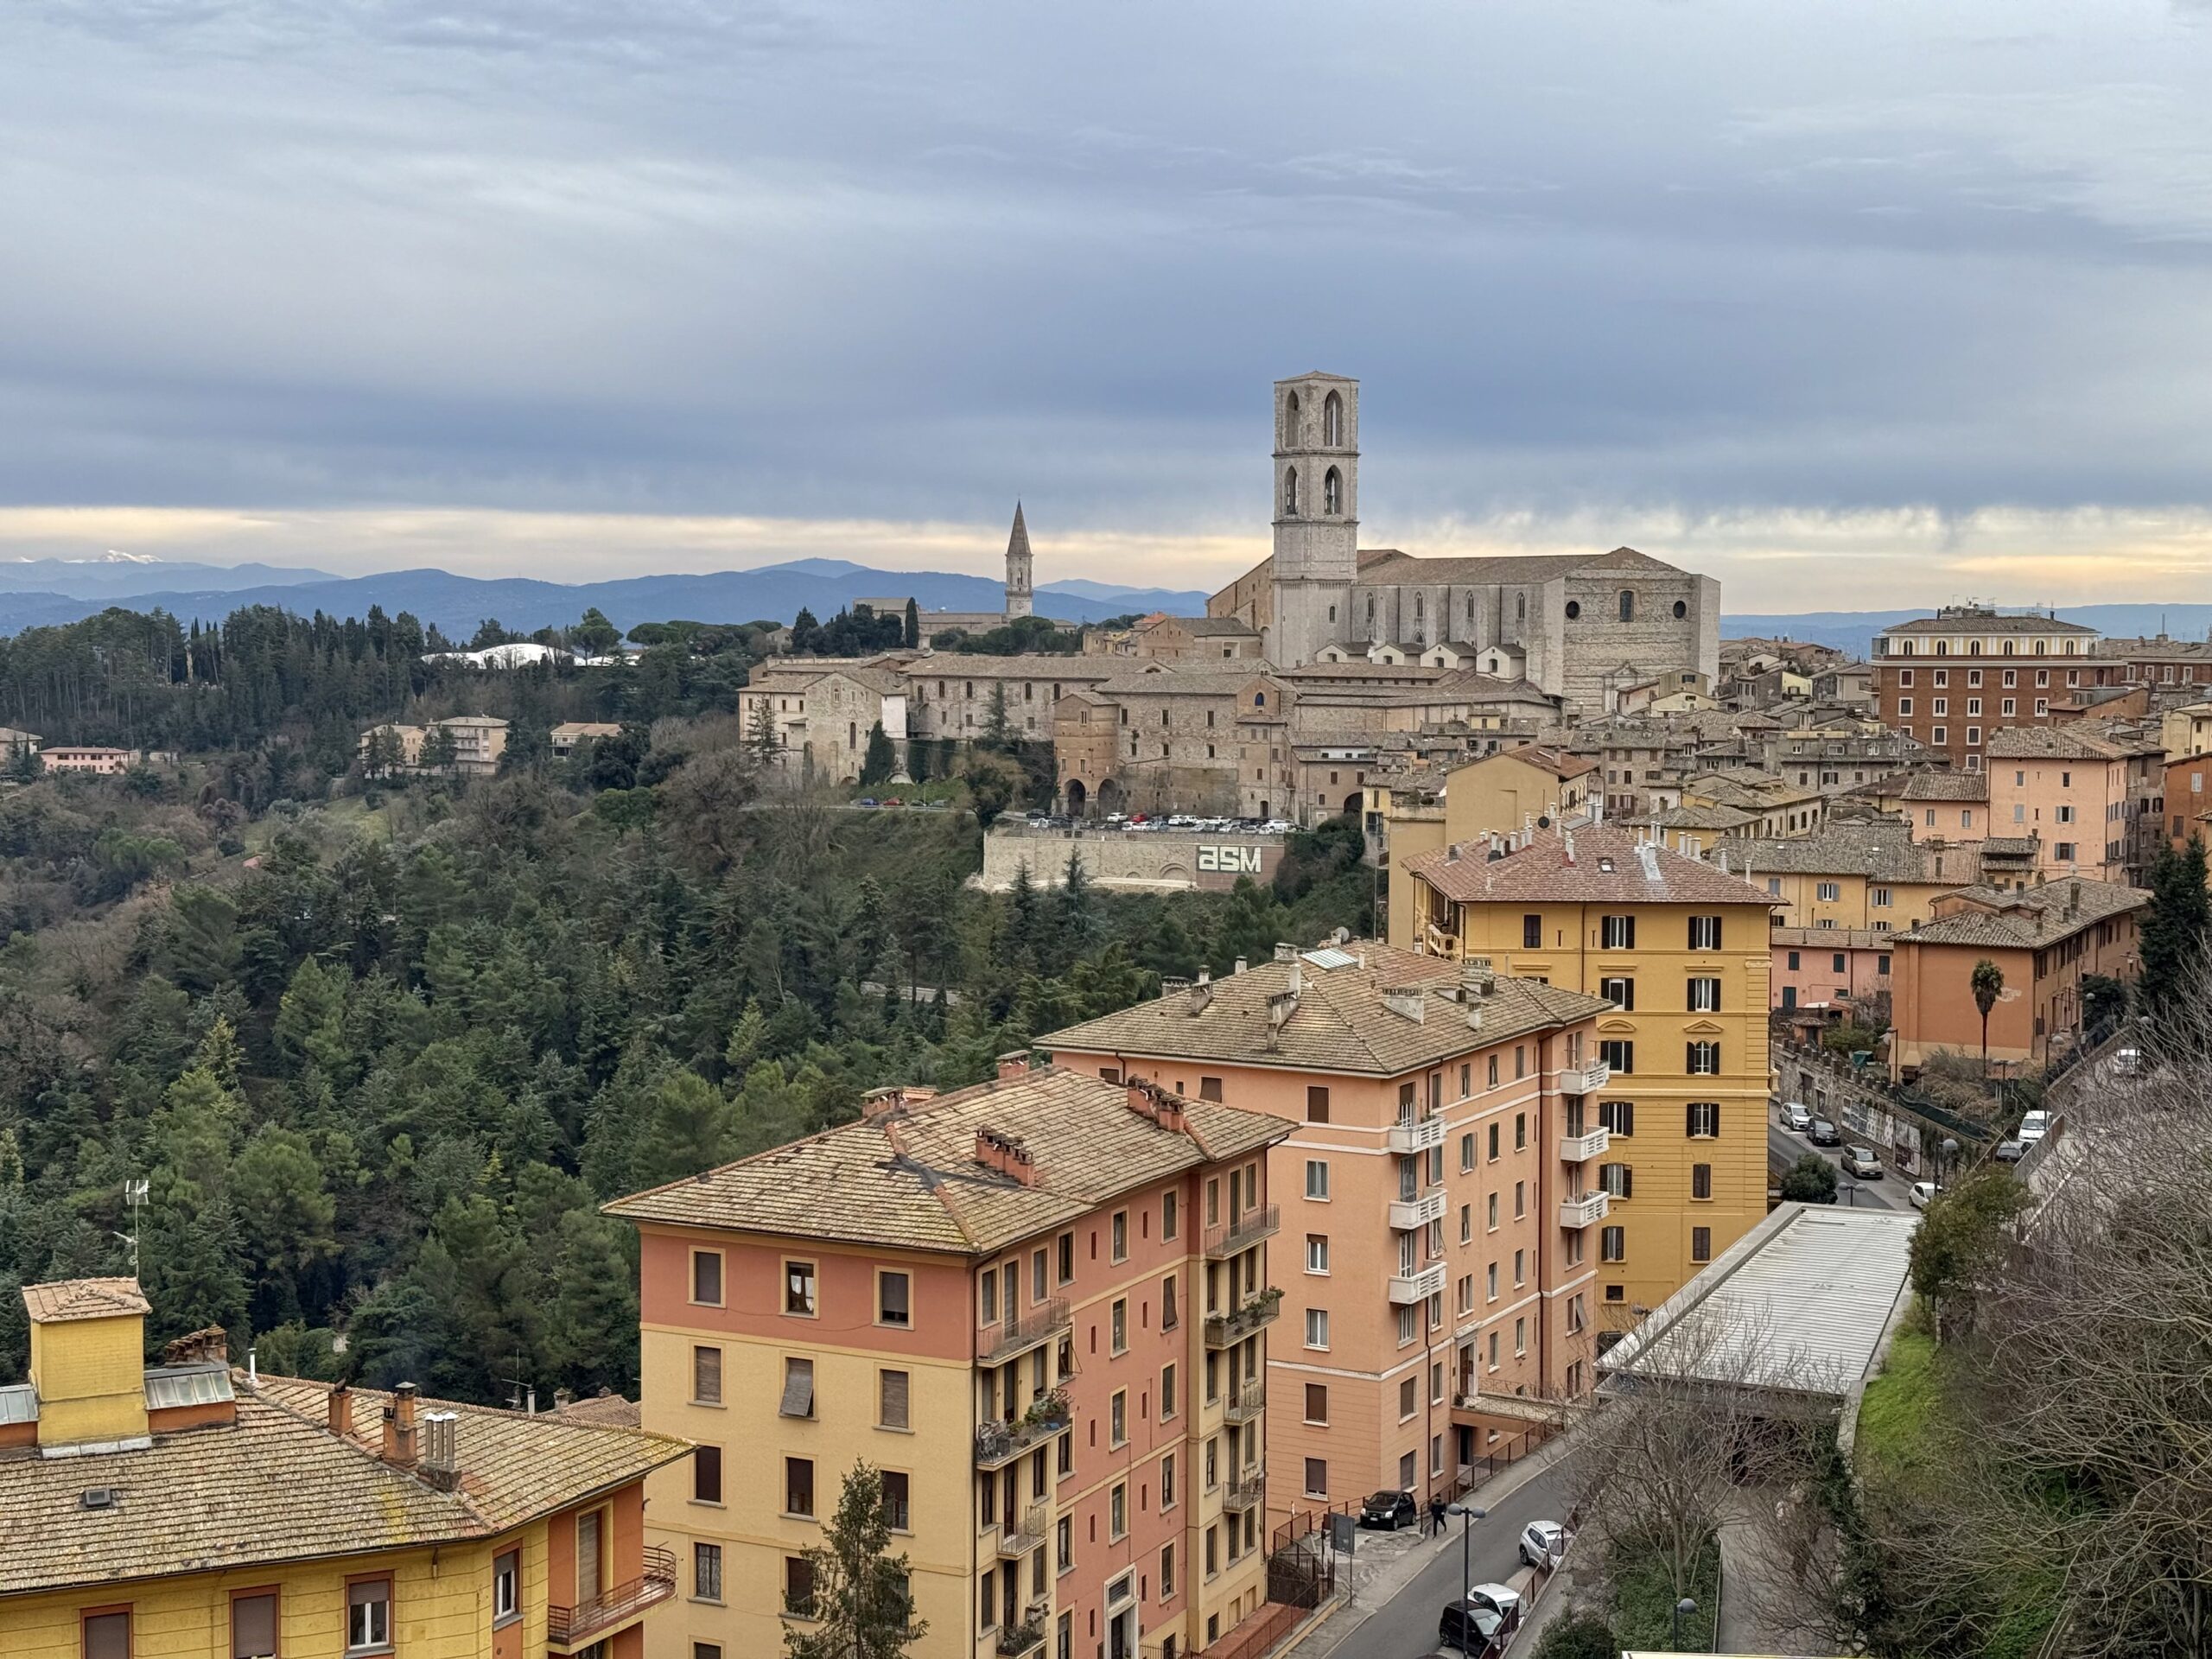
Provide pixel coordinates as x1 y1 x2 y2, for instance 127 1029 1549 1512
1387 1191 1446 1231
1558 1126 1611 1163
1387 1262 1447 1304
1560 1061 1611 1095
1386 1115 1446 1154
1558 1191 1611 1229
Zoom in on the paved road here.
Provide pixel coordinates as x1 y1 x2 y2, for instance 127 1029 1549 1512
1765 1119 1899 1211
1316 1458 1578 1659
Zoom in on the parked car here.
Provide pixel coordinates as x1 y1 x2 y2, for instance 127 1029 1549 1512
1993 1138 2026 1164
1462 1582 1524 1623
2112 1046 2144 1077
1909 1180 1938 1210
1519 1519 1569 1568
1843 1146 1883 1179
1437 1599 1509 1656
1808 1118 1841 1147
2018 1109 2050 1145
1360 1490 1418 1530
1781 1102 1813 1133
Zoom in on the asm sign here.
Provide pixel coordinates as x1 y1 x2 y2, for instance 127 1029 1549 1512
1197 844 1264 874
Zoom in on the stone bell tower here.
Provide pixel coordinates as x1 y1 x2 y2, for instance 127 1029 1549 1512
1268 372 1358 666
1004 502 1034 620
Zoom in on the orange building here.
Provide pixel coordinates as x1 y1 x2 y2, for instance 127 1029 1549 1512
1889 876 2148 1078
1986 725 2165 883
0 1279 689 1659
606 1063 1290 1659
1043 944 1610 1521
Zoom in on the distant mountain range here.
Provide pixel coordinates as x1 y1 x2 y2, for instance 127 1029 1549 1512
1724 606 2212 658
0 558 1211 638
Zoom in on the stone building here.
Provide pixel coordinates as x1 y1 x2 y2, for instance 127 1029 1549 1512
861 503 1064 645
735 660 908 783
1207 374 1720 709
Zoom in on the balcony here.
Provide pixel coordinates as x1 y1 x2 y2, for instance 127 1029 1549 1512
1204 1204 1281 1260
548 1545 676 1650
1424 921 1460 957
1224 1377 1266 1425
1560 1061 1611 1095
995 1503 1049 1556
976 1391 1073 1470
977 1298 1071 1365
1387 1191 1446 1231
1203 1289 1283 1349
1387 1262 1446 1305
1558 1126 1611 1163
1558 1190 1611 1229
1224 1471 1266 1512
996 1622 1046 1657
1386 1115 1446 1154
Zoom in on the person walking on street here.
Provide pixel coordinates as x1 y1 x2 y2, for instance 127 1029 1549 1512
1428 1495 1447 1538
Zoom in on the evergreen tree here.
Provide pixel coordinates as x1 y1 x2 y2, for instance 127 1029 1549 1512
902 598 919 650
982 682 1013 749
859 721 897 786
784 1463 929 1659
2138 836 2209 1022
747 697 784 768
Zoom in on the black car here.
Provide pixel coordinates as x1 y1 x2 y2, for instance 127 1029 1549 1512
1361 1489 1418 1529
1439 1597 1513 1656
1808 1118 1841 1147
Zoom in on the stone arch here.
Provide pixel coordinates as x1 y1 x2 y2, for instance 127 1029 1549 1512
1323 390 1343 444
1324 467 1342 514
1283 467 1299 515
1618 589 1635 622
1284 390 1301 443
1065 778 1088 816
1096 777 1125 816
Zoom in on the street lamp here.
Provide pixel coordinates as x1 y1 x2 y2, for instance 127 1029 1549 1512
1673 1595 1699 1650
1445 1503 1487 1623
1941 1135 1959 1190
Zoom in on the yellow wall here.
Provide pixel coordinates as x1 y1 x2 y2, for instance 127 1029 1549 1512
1751 869 1954 931
1442 754 1586 847
29 1314 147 1446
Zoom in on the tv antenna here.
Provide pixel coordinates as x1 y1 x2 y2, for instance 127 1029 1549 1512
114 1179 149 1277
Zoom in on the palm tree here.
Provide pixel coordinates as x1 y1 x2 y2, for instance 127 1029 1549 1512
1971 957 2005 1078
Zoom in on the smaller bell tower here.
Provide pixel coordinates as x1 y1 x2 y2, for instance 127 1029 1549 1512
1004 503 1034 620
1268 373 1358 666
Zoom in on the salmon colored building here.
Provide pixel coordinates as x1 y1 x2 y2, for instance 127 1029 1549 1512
1770 927 1892 1016
0 1278 689 1659
606 1063 1289 1659
1889 876 2148 1078
1986 725 2165 884
1043 944 1610 1521
1396 823 1776 1318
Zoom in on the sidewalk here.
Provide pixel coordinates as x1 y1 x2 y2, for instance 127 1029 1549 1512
1293 1432 1578 1659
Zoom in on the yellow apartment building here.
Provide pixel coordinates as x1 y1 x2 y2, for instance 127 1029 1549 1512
605 1063 1290 1659
1381 746 1597 951
0 1278 689 1659
1043 945 1612 1522
1397 823 1775 1314
1716 821 1986 932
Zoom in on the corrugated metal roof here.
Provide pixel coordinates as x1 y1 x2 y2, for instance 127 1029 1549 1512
1599 1204 1919 1400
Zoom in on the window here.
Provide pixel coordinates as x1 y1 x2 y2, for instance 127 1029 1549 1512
1692 1227 1713 1262
1688 915 1722 950
779 1357 815 1419
1161 1363 1178 1420
1304 1458 1328 1497
1163 1274 1179 1330
1599 1099 1635 1136
1513 1246 1526 1283
1686 1041 1721 1076
878 1270 911 1327
1599 1163 1633 1198
1522 912 1543 949
1111 1299 1128 1353
1459 1132 1475 1171
1198 1077 1224 1103
346 1581 391 1652
786 1455 815 1517
690 1548 725 1610
1111 1211 1128 1262
1111 1389 1128 1446
85 1614 133 1659
1600 915 1636 950
880 1469 911 1531
1305 1309 1330 1349
880 1369 910 1430
1305 1235 1330 1274
1305 1160 1330 1200
1619 589 1636 622
1599 1039 1633 1073
1516 1112 1527 1150
1306 1085 1330 1122
785 1259 817 1317
691 1344 721 1405
695 1444 723 1503
1515 1181 1526 1218
1600 1225 1624 1262
1687 976 1720 1012
1815 880 1840 901
1111 1483 1128 1540
1687 1102 1720 1138
1599 975 1635 1009
1898 697 1913 716
780 1555 811 1618
236 1591 282 1656
690 1250 724 1306
1400 1376 1418 1419
1692 1162 1713 1199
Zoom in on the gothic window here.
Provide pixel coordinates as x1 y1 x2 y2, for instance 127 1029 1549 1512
1323 467 1341 514
1365 596 1376 633
1323 391 1343 445
1283 467 1299 515
1516 594 1526 622
1618 590 1635 622
1284 391 1300 443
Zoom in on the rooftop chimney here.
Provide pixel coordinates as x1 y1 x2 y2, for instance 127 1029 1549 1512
22 1277 151 1452
1382 986 1427 1024
1234 957 1248 975
995 1050 1032 1080
975 1128 1039 1186
420 1409 460 1491
1446 842 1460 862
1562 830 1576 866
861 1085 907 1119
1188 976 1214 1016
1274 942 1296 961
327 1382 353 1438
383 1382 419 1469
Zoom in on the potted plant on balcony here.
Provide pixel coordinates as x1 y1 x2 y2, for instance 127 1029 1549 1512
996 1618 1045 1656
1249 1285 1284 1319
1019 1387 1071 1434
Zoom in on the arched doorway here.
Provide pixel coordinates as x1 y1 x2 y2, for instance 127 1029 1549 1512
1065 779 1088 817
1343 791 1363 818
1096 777 1125 817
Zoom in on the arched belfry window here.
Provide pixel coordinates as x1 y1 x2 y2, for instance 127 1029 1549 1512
1284 391 1300 444
1516 594 1527 622
1324 391 1343 445
1618 590 1635 622
1283 467 1299 515
1323 467 1341 514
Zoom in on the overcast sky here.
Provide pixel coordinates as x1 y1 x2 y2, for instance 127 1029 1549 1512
4 1 2212 609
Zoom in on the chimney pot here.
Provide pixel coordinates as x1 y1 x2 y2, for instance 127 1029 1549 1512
995 1050 1031 1079
1274 942 1296 961
1234 957 1248 975
327 1382 352 1438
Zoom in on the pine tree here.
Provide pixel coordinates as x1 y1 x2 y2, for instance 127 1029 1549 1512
2139 836 2210 1022
903 598 919 650
783 1463 927 1658
859 721 897 786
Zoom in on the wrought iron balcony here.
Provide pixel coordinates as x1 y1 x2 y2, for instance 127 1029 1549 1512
1558 1126 1611 1162
548 1544 676 1649
1223 1471 1266 1512
1387 1262 1446 1305
977 1298 1071 1365
995 1503 1049 1555
1203 1290 1283 1349
1224 1376 1266 1425
1204 1204 1281 1259
1386 1114 1446 1154
976 1392 1073 1470
1558 1190 1610 1229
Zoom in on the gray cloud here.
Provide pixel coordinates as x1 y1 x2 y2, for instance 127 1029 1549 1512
3 1 2211 595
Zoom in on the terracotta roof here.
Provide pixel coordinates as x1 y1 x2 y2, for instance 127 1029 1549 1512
1651 804 1758 831
1903 876 2148 949
1897 770 1990 802
550 1390 642 1428
1043 946 1608 1076
1878 613 2098 638
22 1278 149 1324
0 1376 689 1599
1351 545 1690 588
1985 725 2157 760
604 1065 1290 1255
1720 823 1970 885
912 654 1116 679
1093 666 1282 697
1403 823 1775 907
1480 743 1596 781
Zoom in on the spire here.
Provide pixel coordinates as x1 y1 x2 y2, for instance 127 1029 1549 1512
1003 501 1033 620
1007 501 1030 563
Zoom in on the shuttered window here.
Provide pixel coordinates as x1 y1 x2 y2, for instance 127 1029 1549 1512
880 1369 911 1430
695 1445 722 1503
232 1594 277 1659
692 1345 721 1405
779 1357 815 1419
